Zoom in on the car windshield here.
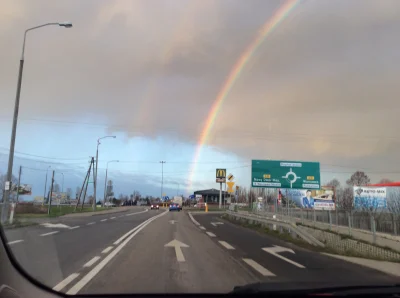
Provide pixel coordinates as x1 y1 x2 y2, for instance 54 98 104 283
0 0 400 295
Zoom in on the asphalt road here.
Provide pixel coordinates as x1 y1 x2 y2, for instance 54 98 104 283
2 209 398 295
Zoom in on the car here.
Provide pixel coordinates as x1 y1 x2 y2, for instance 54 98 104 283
150 204 159 210
169 203 180 211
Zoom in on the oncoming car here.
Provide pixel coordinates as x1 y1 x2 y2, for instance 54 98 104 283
150 204 159 210
169 203 181 211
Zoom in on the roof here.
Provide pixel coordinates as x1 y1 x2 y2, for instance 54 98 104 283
193 188 230 196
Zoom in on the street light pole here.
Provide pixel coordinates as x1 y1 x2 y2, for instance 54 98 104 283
160 161 166 199
1 21 72 223
103 160 119 204
93 136 116 211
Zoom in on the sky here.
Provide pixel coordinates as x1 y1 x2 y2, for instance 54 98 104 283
1 0 400 200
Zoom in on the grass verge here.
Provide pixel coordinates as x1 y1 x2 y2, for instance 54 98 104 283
0 219 38 230
15 206 110 218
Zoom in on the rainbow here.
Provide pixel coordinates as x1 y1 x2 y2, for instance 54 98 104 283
187 0 299 192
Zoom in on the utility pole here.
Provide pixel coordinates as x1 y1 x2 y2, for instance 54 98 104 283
47 170 55 215
16 166 22 204
43 166 51 206
160 161 166 199
75 157 93 211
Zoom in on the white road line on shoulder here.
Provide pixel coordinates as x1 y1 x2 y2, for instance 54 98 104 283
66 210 168 295
83 256 101 268
211 223 217 227
69 226 80 230
206 232 216 237
199 226 206 230
40 231 59 237
218 241 235 250
100 219 107 222
110 217 116 219
53 273 80 292
188 212 200 225
7 240 24 245
101 246 113 254
242 258 276 276
87 222 95 225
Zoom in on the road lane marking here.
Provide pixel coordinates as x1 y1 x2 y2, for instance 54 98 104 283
87 222 95 225
83 256 101 268
199 226 206 230
188 212 200 225
218 241 235 250
53 273 80 292
206 232 216 237
100 219 107 222
110 217 116 219
101 246 113 254
66 210 168 295
7 240 24 245
262 246 305 268
69 226 80 230
164 239 189 262
211 222 224 227
125 209 148 216
40 231 59 237
242 258 276 276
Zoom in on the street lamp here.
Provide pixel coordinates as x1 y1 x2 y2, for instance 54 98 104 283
103 160 119 204
1 22 72 223
43 166 51 205
94 136 116 211
160 161 166 199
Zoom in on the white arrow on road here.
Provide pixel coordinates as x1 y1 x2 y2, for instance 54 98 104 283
164 239 189 262
211 222 224 227
41 223 72 229
169 220 177 225
262 245 305 268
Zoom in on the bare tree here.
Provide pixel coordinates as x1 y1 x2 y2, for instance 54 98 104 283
336 187 353 212
378 178 393 184
66 188 72 199
54 183 61 193
346 171 370 186
75 186 81 199
326 178 341 189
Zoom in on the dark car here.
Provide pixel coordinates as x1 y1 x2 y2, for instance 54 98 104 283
169 203 180 211
150 204 159 210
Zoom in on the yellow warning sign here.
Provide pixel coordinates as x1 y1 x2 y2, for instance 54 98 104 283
227 181 235 193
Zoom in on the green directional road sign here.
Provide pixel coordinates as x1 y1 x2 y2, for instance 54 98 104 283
251 159 320 189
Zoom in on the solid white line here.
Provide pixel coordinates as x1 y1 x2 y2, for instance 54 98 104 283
52 273 80 292
262 248 305 268
100 219 107 222
87 222 95 225
110 217 116 219
53 273 79 292
69 226 80 230
188 212 200 225
7 240 24 245
101 246 113 254
218 241 235 250
40 231 59 237
206 232 216 237
66 210 168 295
242 258 276 276
211 223 217 227
125 209 148 216
83 256 101 268
199 226 206 230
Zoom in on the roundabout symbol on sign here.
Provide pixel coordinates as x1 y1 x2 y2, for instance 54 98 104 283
282 168 301 188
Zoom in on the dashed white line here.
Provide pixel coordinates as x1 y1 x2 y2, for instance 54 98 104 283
101 246 113 254
69 226 80 230
100 219 108 222
40 231 59 237
83 256 101 268
206 232 216 237
218 241 235 250
188 212 200 225
242 258 276 276
87 222 95 225
52 273 80 292
125 209 148 216
199 226 206 230
7 240 24 245
66 210 168 295
211 223 217 227
110 217 116 219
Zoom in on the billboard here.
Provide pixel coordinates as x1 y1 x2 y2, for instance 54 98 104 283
285 187 335 210
12 184 32 195
353 187 387 209
216 168 226 183
251 160 320 189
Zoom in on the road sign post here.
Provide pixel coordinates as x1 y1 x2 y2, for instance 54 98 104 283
251 160 320 190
